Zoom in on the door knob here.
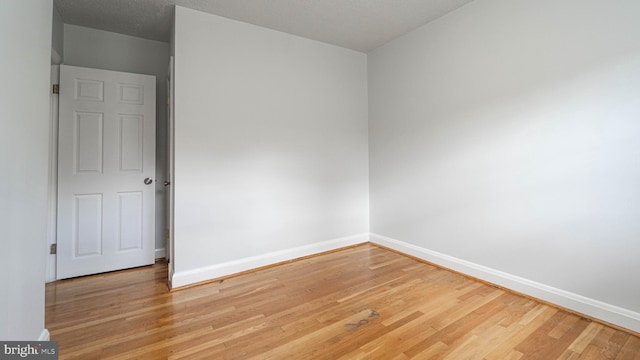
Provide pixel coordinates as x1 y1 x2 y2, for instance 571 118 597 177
144 178 153 185
163 181 171 187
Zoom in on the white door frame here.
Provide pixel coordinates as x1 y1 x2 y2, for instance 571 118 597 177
45 66 167 281
46 64 60 283
167 56 175 287
46 61 170 282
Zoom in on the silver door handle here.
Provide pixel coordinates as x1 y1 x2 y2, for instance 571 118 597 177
163 181 171 187
144 178 153 185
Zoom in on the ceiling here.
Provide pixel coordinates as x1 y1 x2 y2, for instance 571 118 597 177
54 0 474 53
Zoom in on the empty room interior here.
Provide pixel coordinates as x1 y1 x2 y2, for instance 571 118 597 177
2 0 640 358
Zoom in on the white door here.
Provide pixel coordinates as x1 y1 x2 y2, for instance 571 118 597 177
167 56 175 285
57 65 156 279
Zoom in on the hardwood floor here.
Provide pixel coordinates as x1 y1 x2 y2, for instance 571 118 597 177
46 244 640 359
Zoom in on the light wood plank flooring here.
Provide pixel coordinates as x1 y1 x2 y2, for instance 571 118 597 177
46 244 640 359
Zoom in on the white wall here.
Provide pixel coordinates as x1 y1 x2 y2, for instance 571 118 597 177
63 25 170 255
0 0 52 340
172 7 369 286
369 0 640 330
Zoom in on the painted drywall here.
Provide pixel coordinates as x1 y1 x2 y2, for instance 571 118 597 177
172 7 369 284
51 4 63 62
0 0 52 340
63 25 170 255
369 0 640 318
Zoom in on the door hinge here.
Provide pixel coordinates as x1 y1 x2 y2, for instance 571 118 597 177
52 84 59 94
50 243 57 254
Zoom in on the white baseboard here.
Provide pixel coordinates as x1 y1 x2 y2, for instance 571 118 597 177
370 233 640 334
155 248 166 260
171 233 369 289
38 329 50 341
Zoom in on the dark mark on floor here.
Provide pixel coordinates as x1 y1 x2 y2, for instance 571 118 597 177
346 309 379 330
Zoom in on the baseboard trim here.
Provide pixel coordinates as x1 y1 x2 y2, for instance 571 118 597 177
155 248 166 260
171 233 369 289
370 233 640 334
38 329 50 341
